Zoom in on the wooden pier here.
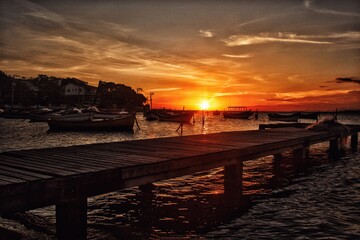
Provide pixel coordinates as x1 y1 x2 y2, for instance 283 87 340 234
0 125 359 239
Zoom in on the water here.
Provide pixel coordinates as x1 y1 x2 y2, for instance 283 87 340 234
0 113 359 239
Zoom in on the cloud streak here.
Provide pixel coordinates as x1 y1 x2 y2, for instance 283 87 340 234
223 33 334 46
199 30 214 38
335 77 360 84
304 0 360 17
222 54 253 58
147 87 181 92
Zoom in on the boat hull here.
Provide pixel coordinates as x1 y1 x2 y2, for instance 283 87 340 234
47 115 135 131
157 112 194 123
268 113 300 122
223 111 253 119
145 113 159 121
299 112 319 120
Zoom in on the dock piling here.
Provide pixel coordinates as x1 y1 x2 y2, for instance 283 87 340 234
329 138 340 159
273 153 283 161
351 133 358 151
56 197 87 240
224 161 243 202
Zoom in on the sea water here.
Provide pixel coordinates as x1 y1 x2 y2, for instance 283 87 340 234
0 112 359 239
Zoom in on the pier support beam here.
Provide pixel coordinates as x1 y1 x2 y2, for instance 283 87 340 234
351 133 358 151
329 138 340 160
293 147 309 160
138 183 155 229
273 153 283 161
224 161 243 203
292 146 309 171
56 197 87 240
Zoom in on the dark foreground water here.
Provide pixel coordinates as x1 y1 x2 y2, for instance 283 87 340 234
0 113 359 239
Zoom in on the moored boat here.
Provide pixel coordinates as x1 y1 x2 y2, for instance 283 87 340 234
50 112 94 121
157 110 194 123
83 106 130 119
47 114 135 131
223 106 253 119
268 112 300 122
28 108 59 122
144 112 159 121
2 109 32 119
213 110 220 116
299 112 319 120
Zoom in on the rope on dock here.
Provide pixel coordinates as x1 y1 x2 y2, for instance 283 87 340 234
135 116 141 130
176 122 183 134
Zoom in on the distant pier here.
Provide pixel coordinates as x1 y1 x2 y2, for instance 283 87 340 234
0 125 359 239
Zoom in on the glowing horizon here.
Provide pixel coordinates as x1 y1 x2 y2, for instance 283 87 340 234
1 0 359 111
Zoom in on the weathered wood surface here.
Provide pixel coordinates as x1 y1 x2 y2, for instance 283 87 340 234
0 126 359 214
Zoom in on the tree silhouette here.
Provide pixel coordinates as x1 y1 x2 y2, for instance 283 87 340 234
97 80 146 109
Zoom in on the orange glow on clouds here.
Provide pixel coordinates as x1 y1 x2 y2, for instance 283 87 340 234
1 1 359 111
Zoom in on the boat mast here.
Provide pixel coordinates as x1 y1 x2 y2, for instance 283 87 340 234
11 80 15 109
150 92 154 110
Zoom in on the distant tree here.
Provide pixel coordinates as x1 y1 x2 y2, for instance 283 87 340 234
97 81 146 109
13 80 37 107
0 71 13 105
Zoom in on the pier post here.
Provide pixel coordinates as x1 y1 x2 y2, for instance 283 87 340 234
273 153 283 161
273 154 282 174
329 138 340 159
293 147 309 160
351 133 358 151
138 184 155 229
292 146 309 171
224 161 243 203
56 197 87 240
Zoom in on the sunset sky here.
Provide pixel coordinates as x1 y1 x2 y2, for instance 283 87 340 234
1 0 359 110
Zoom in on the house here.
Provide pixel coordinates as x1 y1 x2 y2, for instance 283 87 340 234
61 78 97 105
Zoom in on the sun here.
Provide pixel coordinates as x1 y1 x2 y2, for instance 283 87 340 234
200 100 210 110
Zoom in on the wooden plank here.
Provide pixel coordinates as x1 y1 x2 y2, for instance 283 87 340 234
83 143 200 159
55 148 167 165
18 152 111 171
3 151 122 173
0 179 14 185
4 152 107 172
0 169 41 181
1 154 92 174
0 156 76 176
0 165 53 179
0 173 27 184
153 136 261 149
121 140 230 153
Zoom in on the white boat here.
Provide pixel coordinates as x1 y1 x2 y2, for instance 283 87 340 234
93 112 129 119
83 106 129 119
50 112 94 121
